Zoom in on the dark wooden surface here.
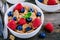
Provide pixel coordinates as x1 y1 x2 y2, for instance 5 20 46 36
3 0 60 40
5 12 60 40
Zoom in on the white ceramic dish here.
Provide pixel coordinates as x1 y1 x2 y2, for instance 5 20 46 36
4 2 44 38
35 0 60 12
6 0 25 4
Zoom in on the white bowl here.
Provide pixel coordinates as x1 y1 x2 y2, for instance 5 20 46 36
35 0 60 12
6 0 25 4
4 2 44 38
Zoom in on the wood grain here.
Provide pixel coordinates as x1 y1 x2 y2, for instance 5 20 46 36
5 0 60 40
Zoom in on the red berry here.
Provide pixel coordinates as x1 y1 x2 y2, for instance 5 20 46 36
47 0 56 5
32 18 41 29
14 3 23 12
44 22 54 33
7 20 16 30
18 18 26 25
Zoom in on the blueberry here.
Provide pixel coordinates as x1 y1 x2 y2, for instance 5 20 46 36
8 11 13 16
29 8 34 12
20 8 25 13
38 0 43 2
36 12 41 17
39 32 46 38
17 25 22 30
26 27 32 32
13 17 17 21
26 18 32 22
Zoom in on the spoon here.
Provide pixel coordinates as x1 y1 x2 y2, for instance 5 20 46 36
1 0 9 39
0 11 4 40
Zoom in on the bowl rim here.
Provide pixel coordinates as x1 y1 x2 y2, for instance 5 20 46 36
36 0 59 7
4 2 44 35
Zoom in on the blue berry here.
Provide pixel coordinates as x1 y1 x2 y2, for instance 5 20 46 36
20 8 25 13
13 17 17 21
38 0 43 2
8 11 13 16
39 32 46 38
29 8 34 12
36 12 41 17
17 25 22 31
26 27 32 32
26 18 32 22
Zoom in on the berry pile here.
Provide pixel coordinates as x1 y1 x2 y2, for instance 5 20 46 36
7 3 42 33
9 22 54 39
39 22 54 38
38 0 60 5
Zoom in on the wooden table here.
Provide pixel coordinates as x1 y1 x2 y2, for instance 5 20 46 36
5 13 60 40
4 0 60 40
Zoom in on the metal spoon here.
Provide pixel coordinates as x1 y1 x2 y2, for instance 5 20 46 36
1 0 9 39
0 11 4 40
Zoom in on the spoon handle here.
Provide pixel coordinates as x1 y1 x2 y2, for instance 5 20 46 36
3 3 8 39
0 11 4 40
1 0 8 39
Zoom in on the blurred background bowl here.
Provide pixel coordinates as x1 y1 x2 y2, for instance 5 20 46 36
35 0 60 12
6 0 25 4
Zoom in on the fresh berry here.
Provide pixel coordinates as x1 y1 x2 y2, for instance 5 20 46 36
7 20 16 30
8 11 13 16
18 18 26 25
39 32 46 38
20 8 25 13
13 17 17 21
44 22 54 33
26 27 32 32
36 12 41 17
17 25 22 30
26 18 32 22
38 0 43 2
32 18 41 29
47 0 57 5
14 3 23 12
29 8 34 12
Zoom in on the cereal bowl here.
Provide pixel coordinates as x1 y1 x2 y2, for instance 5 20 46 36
4 2 44 38
35 0 60 12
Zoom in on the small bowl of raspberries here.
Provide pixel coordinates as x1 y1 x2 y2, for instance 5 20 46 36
35 0 60 12
4 2 44 38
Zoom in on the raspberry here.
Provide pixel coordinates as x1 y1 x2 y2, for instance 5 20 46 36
18 18 26 25
44 22 54 33
14 3 23 12
47 0 57 5
32 18 41 29
7 20 16 30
